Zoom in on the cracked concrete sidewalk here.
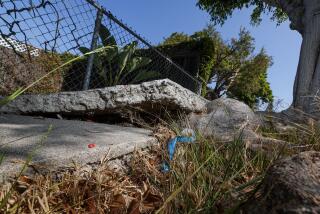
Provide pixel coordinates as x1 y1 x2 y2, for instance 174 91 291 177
0 114 157 180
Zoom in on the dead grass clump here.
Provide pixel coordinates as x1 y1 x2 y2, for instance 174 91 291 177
2 122 311 213
129 125 175 196
0 125 173 214
0 49 74 96
0 159 164 214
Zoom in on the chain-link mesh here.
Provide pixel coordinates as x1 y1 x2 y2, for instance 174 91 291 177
0 0 202 96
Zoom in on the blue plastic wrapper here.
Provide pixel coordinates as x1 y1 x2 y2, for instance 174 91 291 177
161 129 196 173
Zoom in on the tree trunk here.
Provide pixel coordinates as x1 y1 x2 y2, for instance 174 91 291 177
291 0 320 116
256 0 320 116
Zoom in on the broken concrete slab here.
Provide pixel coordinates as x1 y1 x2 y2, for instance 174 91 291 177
0 114 157 180
0 79 208 116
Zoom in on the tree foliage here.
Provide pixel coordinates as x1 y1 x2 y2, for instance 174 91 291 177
227 49 273 108
161 32 191 46
197 0 320 115
196 0 288 26
162 25 273 108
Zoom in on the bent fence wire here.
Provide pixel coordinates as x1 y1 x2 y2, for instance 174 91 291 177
0 0 202 96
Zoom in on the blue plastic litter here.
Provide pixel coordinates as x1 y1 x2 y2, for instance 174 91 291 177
161 129 196 173
161 161 170 172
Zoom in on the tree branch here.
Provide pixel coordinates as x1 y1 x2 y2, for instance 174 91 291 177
262 0 281 8
263 0 305 33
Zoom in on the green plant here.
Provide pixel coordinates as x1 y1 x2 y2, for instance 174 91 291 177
226 48 273 109
79 25 159 87
156 132 277 213
160 25 273 108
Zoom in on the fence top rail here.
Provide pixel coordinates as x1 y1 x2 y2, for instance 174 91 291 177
85 0 202 86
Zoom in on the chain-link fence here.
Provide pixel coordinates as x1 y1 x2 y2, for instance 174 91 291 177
0 0 202 96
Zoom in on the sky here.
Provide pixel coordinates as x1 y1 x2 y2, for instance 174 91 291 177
101 0 301 108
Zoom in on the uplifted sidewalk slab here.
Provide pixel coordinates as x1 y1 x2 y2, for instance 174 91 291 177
0 114 156 180
0 79 208 116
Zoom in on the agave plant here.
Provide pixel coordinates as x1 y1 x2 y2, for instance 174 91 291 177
79 24 159 87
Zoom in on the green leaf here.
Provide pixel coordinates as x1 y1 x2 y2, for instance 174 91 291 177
0 88 24 107
79 47 91 54
0 153 4 165
127 57 152 73
100 46 118 62
99 24 117 47
117 42 137 74
119 54 153 84
130 70 160 84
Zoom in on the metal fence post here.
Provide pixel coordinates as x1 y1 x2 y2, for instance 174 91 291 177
82 9 103 90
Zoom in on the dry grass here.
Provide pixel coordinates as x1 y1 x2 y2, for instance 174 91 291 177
0 124 279 214
0 49 69 96
0 125 170 214
1 115 320 214
0 154 164 214
260 114 320 152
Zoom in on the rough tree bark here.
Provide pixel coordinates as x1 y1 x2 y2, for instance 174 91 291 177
263 0 320 117
292 1 320 116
